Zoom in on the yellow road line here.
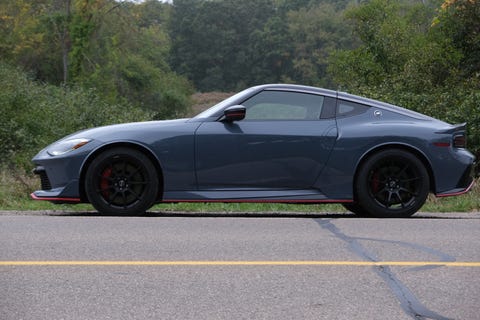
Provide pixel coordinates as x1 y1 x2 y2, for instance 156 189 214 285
1 261 480 267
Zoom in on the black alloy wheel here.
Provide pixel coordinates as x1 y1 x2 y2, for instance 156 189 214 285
342 202 369 216
356 149 429 218
85 147 159 215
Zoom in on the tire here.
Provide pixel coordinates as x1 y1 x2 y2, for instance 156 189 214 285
342 203 369 216
85 147 159 215
355 149 429 218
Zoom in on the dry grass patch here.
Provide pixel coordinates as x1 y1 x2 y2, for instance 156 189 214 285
190 92 234 116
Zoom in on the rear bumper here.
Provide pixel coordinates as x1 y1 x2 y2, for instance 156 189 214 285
436 162 476 197
436 179 475 198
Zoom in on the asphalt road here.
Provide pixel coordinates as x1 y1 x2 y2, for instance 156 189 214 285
1 210 479 320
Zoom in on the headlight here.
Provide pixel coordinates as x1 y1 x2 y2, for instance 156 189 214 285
47 138 92 156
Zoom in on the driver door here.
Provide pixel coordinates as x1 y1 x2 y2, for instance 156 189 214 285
194 90 337 190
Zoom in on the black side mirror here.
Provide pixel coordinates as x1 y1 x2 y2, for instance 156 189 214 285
223 105 246 122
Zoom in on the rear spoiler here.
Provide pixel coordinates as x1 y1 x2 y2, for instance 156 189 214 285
435 122 466 134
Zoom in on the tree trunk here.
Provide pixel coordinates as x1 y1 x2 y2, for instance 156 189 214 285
62 0 71 85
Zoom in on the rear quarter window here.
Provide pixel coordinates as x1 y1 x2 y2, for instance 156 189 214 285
337 100 369 118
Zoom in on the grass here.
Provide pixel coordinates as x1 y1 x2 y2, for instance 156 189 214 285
1 169 478 213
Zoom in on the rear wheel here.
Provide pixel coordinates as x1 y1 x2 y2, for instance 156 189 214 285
355 149 429 218
85 147 158 215
342 203 368 216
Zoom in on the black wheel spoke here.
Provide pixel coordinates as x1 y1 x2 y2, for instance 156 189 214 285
398 163 410 176
127 188 142 201
109 191 121 203
129 180 148 185
399 187 418 197
394 191 406 208
400 176 421 183
121 191 128 207
374 187 387 197
386 191 395 207
126 166 142 178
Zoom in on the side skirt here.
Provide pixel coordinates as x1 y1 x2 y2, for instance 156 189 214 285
162 189 352 204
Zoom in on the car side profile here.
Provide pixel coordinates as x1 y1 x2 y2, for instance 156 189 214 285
31 84 476 217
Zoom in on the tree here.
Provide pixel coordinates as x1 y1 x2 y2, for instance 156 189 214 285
0 0 193 118
169 0 277 91
75 0 193 118
287 3 354 87
433 0 480 80
328 0 448 91
249 16 294 85
169 0 356 91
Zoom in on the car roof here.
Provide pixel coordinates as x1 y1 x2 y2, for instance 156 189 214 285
259 84 436 121
257 84 337 98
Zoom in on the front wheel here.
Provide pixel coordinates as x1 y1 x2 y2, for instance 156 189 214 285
355 149 430 218
85 147 159 215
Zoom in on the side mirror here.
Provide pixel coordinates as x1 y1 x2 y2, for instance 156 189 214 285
223 105 246 122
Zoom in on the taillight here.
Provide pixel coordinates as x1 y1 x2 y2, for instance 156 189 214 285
453 134 466 148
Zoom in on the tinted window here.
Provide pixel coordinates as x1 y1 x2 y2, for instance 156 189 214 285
337 100 369 118
242 91 324 121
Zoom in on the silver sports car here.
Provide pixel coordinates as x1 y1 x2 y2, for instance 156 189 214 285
31 84 476 217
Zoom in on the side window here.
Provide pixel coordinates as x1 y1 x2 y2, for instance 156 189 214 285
242 91 324 121
337 100 369 118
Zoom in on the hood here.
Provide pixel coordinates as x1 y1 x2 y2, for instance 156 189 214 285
63 118 191 141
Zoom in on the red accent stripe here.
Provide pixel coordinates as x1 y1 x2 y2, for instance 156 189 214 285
436 180 475 198
163 199 353 204
30 193 81 203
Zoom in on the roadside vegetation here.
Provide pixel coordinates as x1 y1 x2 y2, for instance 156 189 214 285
0 0 478 212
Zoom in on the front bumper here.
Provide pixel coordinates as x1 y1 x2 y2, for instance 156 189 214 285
30 144 94 203
30 190 81 203
31 165 82 202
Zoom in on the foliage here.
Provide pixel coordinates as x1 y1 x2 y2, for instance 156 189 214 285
169 0 278 91
169 0 354 91
72 0 194 118
0 62 152 170
0 0 193 117
433 0 480 78
287 3 355 87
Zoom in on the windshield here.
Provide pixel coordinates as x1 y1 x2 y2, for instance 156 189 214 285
193 87 258 119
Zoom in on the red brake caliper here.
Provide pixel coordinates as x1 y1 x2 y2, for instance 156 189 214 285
100 167 112 198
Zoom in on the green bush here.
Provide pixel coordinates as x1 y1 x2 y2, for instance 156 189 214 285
0 62 153 170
